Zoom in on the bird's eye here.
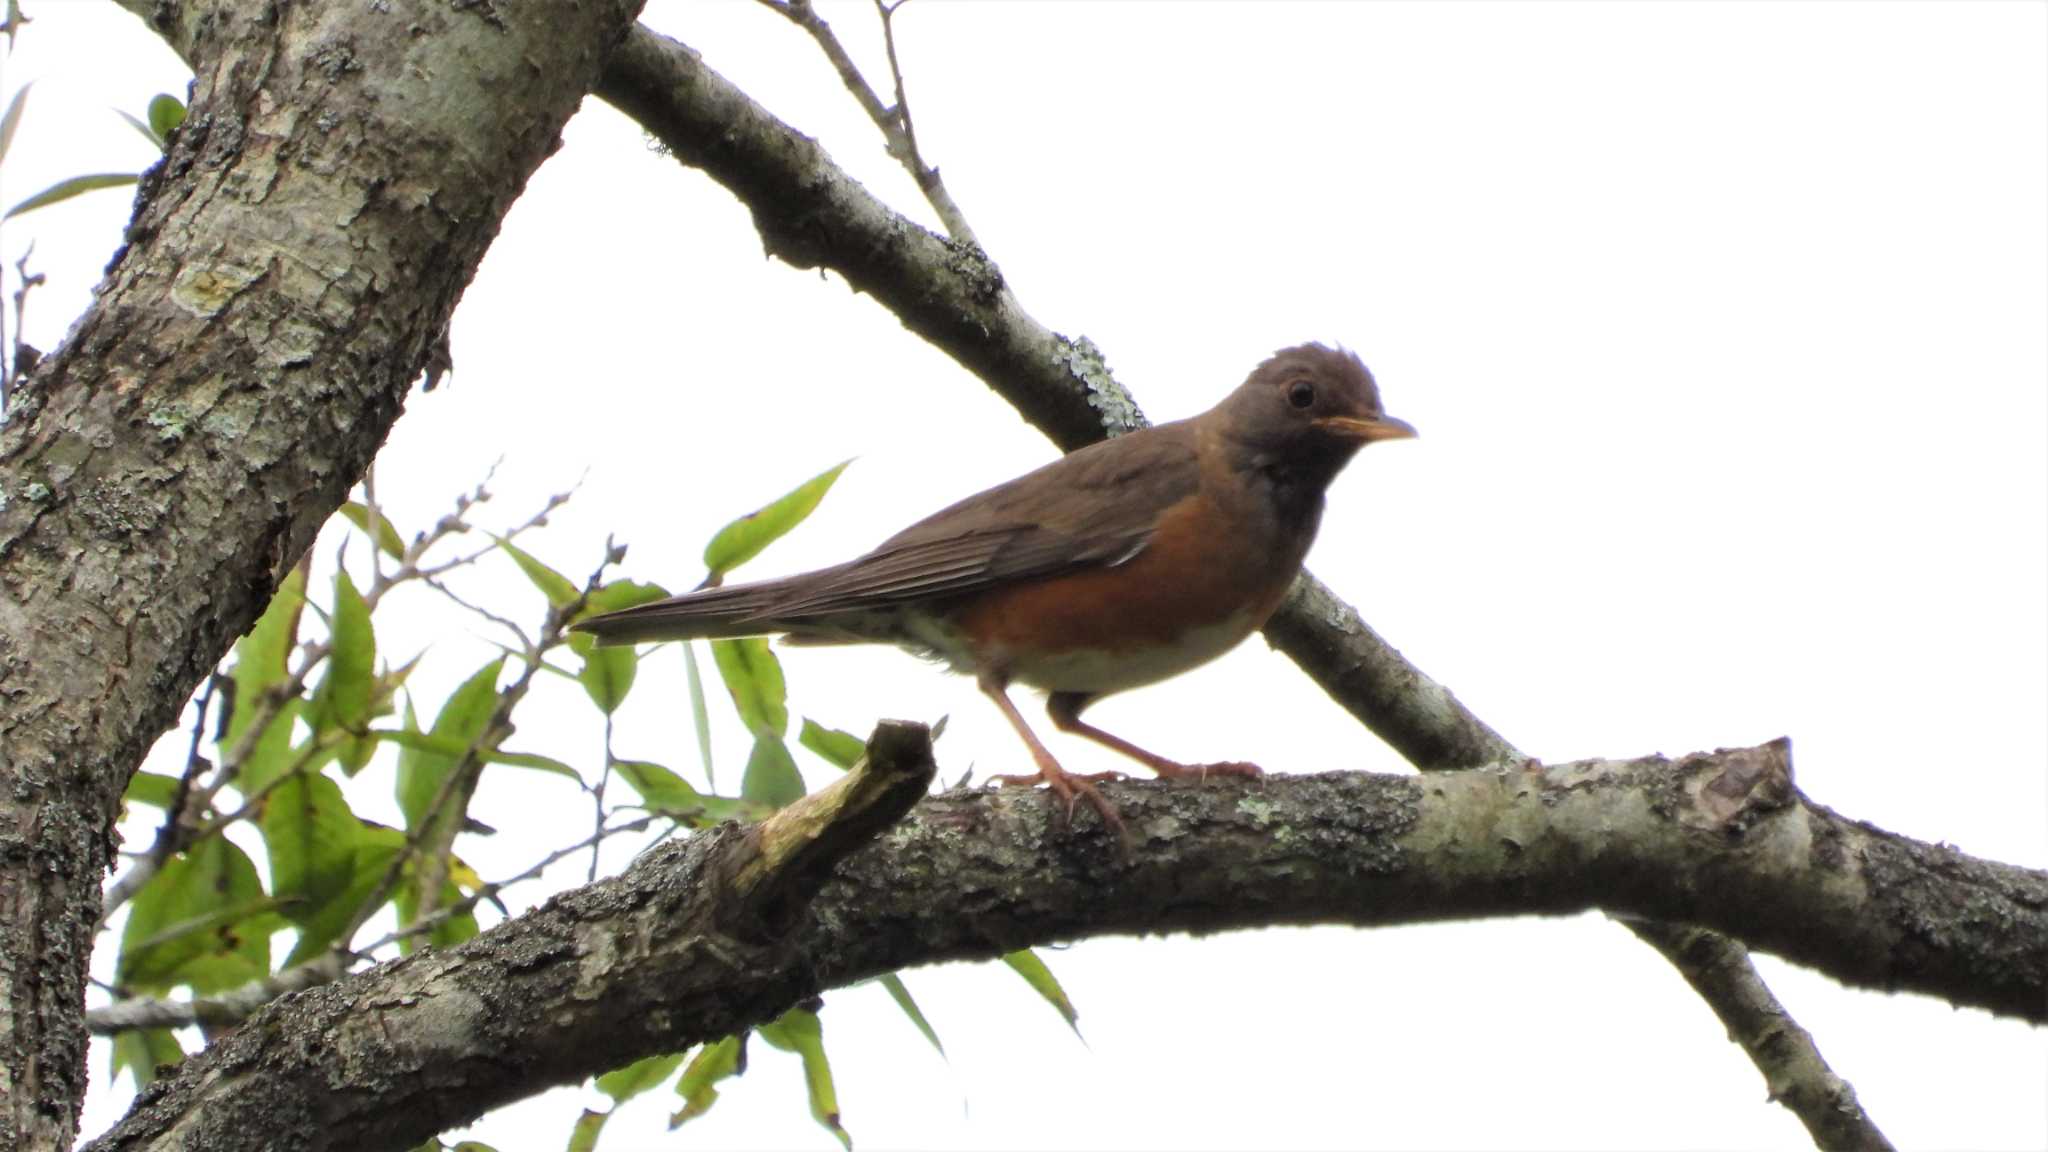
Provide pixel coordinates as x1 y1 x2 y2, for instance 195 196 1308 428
1287 380 1316 409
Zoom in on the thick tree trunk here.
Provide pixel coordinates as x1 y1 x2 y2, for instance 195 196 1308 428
0 2 643 1146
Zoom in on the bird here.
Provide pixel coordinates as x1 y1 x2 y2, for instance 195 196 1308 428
574 343 1415 830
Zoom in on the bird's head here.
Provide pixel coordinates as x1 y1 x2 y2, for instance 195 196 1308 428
1215 343 1416 488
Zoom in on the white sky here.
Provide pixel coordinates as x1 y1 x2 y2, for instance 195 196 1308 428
6 1 2045 1149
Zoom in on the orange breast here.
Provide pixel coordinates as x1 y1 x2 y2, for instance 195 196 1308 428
947 489 1305 693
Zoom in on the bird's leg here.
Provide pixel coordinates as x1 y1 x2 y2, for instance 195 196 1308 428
979 675 1125 832
1047 692 1263 781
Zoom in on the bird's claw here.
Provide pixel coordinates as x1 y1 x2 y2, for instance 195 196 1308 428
988 768 1128 836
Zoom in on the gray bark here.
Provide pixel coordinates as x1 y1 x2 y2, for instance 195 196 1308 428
0 2 644 1147
84 733 2048 1152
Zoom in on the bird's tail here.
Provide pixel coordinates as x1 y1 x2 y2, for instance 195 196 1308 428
572 575 819 646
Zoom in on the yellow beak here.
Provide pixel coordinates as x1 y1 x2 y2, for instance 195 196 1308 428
1317 413 1418 442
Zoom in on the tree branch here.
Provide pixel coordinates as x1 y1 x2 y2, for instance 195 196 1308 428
86 736 2046 1152
1625 919 1890 1152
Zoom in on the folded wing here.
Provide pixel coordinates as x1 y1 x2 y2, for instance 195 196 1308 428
574 423 1199 646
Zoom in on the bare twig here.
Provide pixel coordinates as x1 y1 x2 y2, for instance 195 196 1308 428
356 543 617 947
871 0 977 244
361 466 386 589
99 680 221 925
756 0 980 244
4 243 45 411
355 813 660 960
423 575 533 650
87 956 347 1037
590 714 616 882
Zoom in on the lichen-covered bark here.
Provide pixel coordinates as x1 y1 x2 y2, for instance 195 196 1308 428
0 2 644 1147
85 740 2048 1152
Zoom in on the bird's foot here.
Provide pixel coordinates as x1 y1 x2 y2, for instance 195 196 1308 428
989 766 1127 834
1148 759 1264 782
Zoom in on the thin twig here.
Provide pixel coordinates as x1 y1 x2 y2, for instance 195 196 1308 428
755 0 980 244
361 465 386 589
355 813 660 960
99 680 221 925
353 543 617 948
423 575 532 650
87 956 348 1036
590 714 616 882
872 0 978 244
4 243 46 410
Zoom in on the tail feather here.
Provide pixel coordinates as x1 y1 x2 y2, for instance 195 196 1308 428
573 568 862 646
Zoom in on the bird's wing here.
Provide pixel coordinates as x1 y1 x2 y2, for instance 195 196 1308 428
575 423 1200 645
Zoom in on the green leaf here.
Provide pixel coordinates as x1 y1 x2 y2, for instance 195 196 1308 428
574 578 672 624
147 93 186 141
374 728 577 780
226 567 307 794
115 108 162 151
309 569 377 773
123 771 183 810
613 760 755 825
1003 949 1081 1036
498 537 580 610
576 645 636 716
118 837 273 994
701 459 852 584
282 823 403 967
0 83 29 168
565 581 672 715
338 501 405 560
710 637 787 737
740 732 805 809
235 700 304 798
670 1035 745 1130
487 749 581 777
682 642 716 792
566 1111 606 1152
395 658 504 832
597 1051 687 1104
612 758 701 814
799 719 867 771
111 1028 184 1092
4 171 139 219
261 772 360 923
757 1008 851 1151
877 972 945 1058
